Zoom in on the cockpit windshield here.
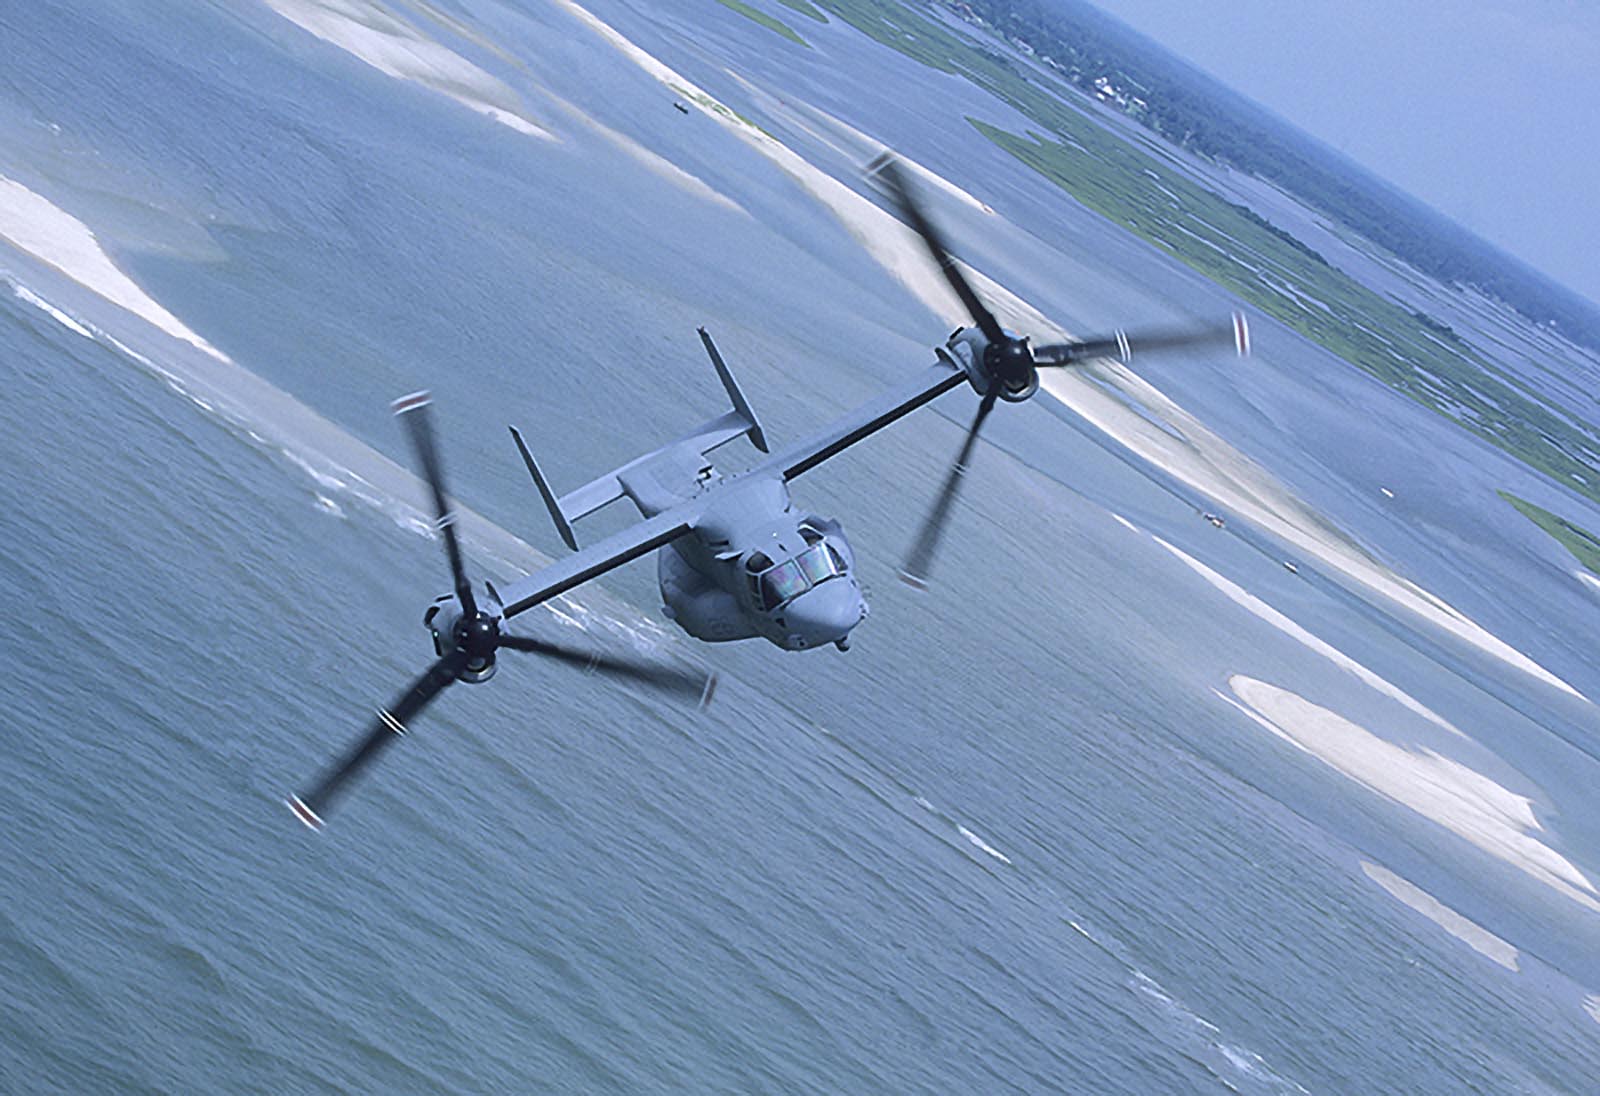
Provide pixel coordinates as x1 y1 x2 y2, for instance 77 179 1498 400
759 560 808 610
757 543 848 610
796 543 844 586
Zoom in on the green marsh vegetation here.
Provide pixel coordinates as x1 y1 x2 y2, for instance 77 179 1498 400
774 0 829 21
794 0 1600 507
715 0 811 46
1499 492 1600 576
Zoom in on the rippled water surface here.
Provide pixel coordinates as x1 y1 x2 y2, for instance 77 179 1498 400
3 1 1600 1092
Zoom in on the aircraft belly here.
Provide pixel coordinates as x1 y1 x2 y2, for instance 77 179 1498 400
658 544 757 642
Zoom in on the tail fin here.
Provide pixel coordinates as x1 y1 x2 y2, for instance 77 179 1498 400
509 426 579 551
510 328 767 548
699 327 768 454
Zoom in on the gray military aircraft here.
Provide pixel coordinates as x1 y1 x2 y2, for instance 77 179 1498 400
288 157 1249 829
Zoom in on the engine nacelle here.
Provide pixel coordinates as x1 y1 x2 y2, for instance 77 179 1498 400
940 328 1039 402
659 546 757 642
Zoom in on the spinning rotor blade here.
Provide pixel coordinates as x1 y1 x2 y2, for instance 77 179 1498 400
393 391 477 619
900 385 1000 590
498 633 717 707
1033 312 1250 367
287 650 469 830
870 154 1006 346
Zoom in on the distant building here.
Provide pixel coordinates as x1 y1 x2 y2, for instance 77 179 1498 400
1093 75 1128 107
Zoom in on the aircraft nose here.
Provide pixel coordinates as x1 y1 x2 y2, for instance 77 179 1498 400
783 580 865 649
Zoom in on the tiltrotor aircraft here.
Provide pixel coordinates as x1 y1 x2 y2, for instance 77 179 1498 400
288 157 1249 829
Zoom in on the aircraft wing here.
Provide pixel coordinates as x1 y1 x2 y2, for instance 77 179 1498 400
495 507 697 620
763 359 968 481
495 359 964 618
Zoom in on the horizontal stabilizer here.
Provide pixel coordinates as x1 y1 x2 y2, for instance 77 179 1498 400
511 329 770 534
553 408 750 522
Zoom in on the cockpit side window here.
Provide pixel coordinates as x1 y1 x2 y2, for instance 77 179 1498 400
746 551 774 602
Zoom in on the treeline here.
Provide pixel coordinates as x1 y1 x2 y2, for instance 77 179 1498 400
947 0 1600 352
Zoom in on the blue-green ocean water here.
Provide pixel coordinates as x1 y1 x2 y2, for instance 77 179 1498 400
3 1 1600 1092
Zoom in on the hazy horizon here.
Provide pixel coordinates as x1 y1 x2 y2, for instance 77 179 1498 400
1086 0 1600 311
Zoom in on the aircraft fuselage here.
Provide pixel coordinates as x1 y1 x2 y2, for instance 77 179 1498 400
654 471 866 651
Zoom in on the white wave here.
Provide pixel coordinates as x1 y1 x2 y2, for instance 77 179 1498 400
1111 512 1141 534
10 248 543 591
910 797 1014 865
0 176 228 360
618 613 670 642
12 282 94 339
1131 969 1198 1017
263 0 554 139
1129 969 1308 1094
545 94 746 214
552 0 733 127
553 0 1583 703
1360 861 1519 970
1576 571 1600 594
544 602 588 631
101 332 156 368
1217 1044 1261 1076
280 449 351 492
1221 1043 1309 1095
1130 971 1218 1036
956 824 1012 864
1585 995 1600 1026
1220 676 1599 913
1157 536 1464 737
1 190 668 659
724 71 995 215
1041 366 1583 701
476 106 546 137
550 0 994 331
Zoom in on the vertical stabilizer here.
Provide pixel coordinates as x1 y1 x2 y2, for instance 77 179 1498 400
509 426 579 551
699 327 768 453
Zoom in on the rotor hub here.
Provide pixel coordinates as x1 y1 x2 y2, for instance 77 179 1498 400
453 611 501 660
984 337 1035 393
